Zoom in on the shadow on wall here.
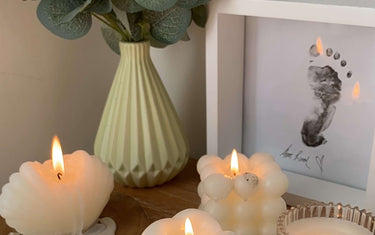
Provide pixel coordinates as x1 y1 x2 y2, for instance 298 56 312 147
151 23 207 159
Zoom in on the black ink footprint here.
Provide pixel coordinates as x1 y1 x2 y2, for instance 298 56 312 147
301 45 352 147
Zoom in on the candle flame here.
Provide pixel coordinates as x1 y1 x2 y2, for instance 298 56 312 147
352 82 360 100
231 149 239 176
316 37 323 55
185 218 194 235
52 135 64 176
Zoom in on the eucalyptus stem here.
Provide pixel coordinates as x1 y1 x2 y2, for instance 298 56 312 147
91 12 113 29
91 12 132 41
103 13 132 41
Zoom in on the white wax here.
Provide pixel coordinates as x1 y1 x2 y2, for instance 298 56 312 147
286 218 373 235
9 217 116 235
197 152 288 235
142 209 235 235
0 150 114 235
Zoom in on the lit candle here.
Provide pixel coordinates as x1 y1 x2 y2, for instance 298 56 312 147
197 150 288 235
277 203 374 235
142 209 235 235
185 218 194 235
0 136 114 235
286 218 372 235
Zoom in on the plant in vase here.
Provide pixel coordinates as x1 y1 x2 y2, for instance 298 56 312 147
28 0 210 187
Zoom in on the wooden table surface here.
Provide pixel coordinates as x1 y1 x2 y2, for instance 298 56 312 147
0 158 201 235
116 158 200 223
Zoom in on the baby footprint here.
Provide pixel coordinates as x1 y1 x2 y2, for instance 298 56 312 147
301 44 352 147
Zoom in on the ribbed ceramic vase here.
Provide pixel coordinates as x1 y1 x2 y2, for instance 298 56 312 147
94 41 189 188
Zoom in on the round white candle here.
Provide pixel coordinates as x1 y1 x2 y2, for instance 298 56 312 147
286 218 373 235
142 209 235 235
0 137 114 235
197 150 288 235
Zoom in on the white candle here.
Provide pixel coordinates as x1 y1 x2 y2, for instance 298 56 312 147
142 209 235 235
10 218 116 235
286 218 372 235
0 136 114 235
197 150 288 235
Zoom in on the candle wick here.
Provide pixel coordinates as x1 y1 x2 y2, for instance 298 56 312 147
57 172 62 180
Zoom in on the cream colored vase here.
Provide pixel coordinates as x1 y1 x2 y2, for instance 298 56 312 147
94 41 189 187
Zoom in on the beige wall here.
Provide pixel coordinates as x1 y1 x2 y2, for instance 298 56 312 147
0 2 206 187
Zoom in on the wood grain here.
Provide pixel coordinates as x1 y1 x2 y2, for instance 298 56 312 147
0 216 13 234
115 158 201 223
101 192 149 235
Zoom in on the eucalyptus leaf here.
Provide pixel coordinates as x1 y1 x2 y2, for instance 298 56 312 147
112 4 130 31
177 0 208 8
127 13 143 41
150 7 191 44
138 21 151 41
143 7 175 24
111 0 144 13
135 0 178 11
180 32 190 41
112 5 141 41
114 6 143 41
192 0 210 7
61 0 92 23
86 0 112 13
101 25 122 54
176 0 198 8
37 0 92 40
143 10 164 25
150 37 168 48
192 5 207 27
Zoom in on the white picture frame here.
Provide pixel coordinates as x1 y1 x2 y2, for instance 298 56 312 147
206 0 375 212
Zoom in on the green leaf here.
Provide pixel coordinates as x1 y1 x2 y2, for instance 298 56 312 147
194 0 211 7
143 10 164 25
192 4 207 27
111 0 144 13
180 32 190 41
61 0 92 23
101 25 122 54
150 37 168 48
86 0 112 14
37 0 93 40
135 0 178 11
176 0 198 8
112 4 131 31
112 5 142 41
177 0 209 8
138 21 151 41
127 12 143 41
149 7 191 44
193 0 210 7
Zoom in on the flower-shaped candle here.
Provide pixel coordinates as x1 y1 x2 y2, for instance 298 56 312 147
142 209 234 235
0 136 114 235
197 150 288 235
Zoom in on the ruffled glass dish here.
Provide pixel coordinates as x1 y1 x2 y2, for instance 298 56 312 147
277 202 375 235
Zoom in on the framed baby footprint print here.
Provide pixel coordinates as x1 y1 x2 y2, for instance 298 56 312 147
205 0 375 212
